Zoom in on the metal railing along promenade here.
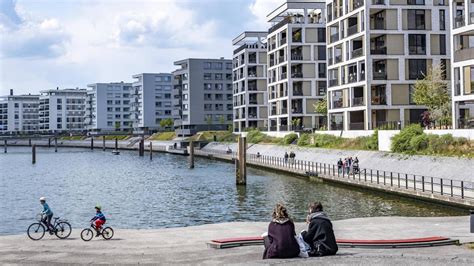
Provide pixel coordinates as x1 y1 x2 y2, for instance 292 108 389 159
196 149 474 203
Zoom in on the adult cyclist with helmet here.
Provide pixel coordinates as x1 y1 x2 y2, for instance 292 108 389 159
90 205 106 237
39 197 54 234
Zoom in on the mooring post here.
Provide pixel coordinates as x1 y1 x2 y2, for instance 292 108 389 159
149 142 153 160
29 138 31 147
236 137 247 185
54 138 58 152
189 141 194 168
48 138 51 148
115 138 118 150
90 137 94 150
139 138 144 156
4 140 7 153
103 136 106 151
32 144 36 164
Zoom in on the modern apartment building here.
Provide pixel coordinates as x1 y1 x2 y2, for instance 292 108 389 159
131 73 174 133
451 0 474 128
0 90 39 134
232 31 269 132
266 0 328 132
326 0 450 130
85 82 133 132
38 88 87 133
172 58 233 136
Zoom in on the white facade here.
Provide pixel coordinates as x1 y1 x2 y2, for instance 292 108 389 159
85 83 133 132
131 73 174 132
267 0 328 132
232 31 269 132
326 0 450 130
38 89 87 132
451 0 474 128
0 91 39 134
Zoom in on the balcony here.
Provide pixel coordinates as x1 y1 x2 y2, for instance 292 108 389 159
371 95 387 105
347 24 358 36
330 33 339 43
329 79 339 87
454 15 465 29
281 108 288 115
334 55 342 64
293 89 303 96
352 97 364 106
373 71 386 80
371 47 387 55
454 47 474 62
269 16 292 34
348 73 358 83
278 56 286 64
332 100 344 109
281 73 288 80
291 54 303 60
372 0 384 4
291 72 303 78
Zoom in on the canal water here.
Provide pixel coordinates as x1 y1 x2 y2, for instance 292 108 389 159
0 147 465 235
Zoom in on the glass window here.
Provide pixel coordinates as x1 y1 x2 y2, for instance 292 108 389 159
213 62 223 70
155 76 163 82
407 10 425 30
408 59 427 80
439 10 445 30
204 62 212 69
215 73 223 80
183 94 188 100
215 83 223 90
318 63 327 78
439 34 446 55
408 34 426 55
317 28 326 42
407 0 424 5
204 83 212 90
317 46 326 60
204 73 212 80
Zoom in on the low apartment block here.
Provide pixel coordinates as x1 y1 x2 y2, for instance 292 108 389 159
232 31 268 132
173 58 233 136
451 0 474 128
267 0 328 132
131 73 175 133
0 90 39 134
326 0 450 130
85 82 133 132
38 88 87 133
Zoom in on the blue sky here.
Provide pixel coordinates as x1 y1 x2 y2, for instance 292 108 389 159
0 0 280 95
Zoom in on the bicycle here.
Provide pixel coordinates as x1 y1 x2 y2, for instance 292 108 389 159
27 213 72 240
80 222 114 241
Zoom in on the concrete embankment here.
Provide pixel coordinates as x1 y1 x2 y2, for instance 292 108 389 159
0 216 472 265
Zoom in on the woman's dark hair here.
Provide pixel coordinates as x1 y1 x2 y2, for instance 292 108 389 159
309 202 323 213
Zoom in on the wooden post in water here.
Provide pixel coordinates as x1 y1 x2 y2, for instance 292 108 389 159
115 138 118 150
236 137 247 185
4 140 7 153
54 138 58 152
139 138 144 156
48 138 51 148
189 141 194 169
90 137 94 150
29 138 31 147
103 136 106 151
149 142 153 160
32 144 36 164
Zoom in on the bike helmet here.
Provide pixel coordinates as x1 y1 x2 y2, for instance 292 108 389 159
39 197 46 201
95 205 101 210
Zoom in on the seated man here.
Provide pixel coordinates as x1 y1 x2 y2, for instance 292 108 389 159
301 202 338 256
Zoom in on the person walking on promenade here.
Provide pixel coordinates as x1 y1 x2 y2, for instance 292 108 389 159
344 158 350 175
284 152 289 163
289 151 295 164
263 203 300 259
301 202 338 257
337 158 343 174
349 157 353 174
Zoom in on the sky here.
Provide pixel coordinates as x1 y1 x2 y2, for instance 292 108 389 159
0 0 282 95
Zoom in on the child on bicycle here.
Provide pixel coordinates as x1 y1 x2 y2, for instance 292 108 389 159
90 205 106 237
39 197 53 234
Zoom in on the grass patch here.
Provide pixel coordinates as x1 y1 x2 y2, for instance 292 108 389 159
189 131 237 142
97 135 130 140
148 132 176 141
466 243 474 250
59 136 86 140
246 129 281 144
296 131 379 151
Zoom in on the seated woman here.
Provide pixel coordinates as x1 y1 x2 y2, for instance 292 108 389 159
263 203 300 259
301 202 338 256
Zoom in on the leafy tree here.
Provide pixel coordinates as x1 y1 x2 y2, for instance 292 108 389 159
413 64 451 124
159 118 174 128
114 121 121 131
205 116 213 130
314 96 328 115
219 115 226 125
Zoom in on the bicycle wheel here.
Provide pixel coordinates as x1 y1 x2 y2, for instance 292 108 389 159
27 223 45 241
80 228 94 241
55 221 72 239
102 227 114 240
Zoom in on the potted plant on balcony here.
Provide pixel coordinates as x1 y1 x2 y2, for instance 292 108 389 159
293 31 302 42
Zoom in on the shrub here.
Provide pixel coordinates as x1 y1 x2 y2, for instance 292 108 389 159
439 134 455 145
313 134 342 148
281 133 298 145
297 134 311 146
391 124 423 153
365 130 378 150
456 137 469 145
246 129 266 144
409 134 429 151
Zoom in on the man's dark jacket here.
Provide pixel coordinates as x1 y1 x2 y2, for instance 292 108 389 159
301 212 338 256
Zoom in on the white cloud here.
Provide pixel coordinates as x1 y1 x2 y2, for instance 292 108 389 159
248 0 282 29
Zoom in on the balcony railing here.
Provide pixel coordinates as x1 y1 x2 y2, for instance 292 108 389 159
348 73 358 83
269 16 292 34
372 0 385 4
281 73 288 80
293 90 303 96
291 72 303 78
455 15 465 29
292 108 303 114
371 47 387 55
371 95 387 105
348 24 358 36
281 108 288 115
335 55 342 63
454 47 474 62
352 0 364 10
329 79 339 87
291 54 303 60
351 48 363 59
332 100 344 109
330 33 339 43
373 71 387 80
352 97 364 106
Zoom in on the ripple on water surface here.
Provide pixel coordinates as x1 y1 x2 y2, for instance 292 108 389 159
0 147 465 235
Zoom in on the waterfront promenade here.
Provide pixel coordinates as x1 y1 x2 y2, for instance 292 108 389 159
0 216 472 264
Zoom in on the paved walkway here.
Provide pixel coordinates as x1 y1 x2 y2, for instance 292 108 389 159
1 216 473 265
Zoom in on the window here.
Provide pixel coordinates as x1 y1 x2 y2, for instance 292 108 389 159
204 73 212 80
57 99 62 104
440 59 447 79
183 94 188 100
156 102 162 107
155 76 163 82
107 121 113 126
318 81 327 96
318 63 327 78
115 107 121 112
183 104 188 111
407 10 425 30
204 83 212 90
408 59 427 80
213 62 223 70
107 107 113 112
164 93 171 99
215 73 223 80
439 10 445 30
215 94 223 101
226 63 232 69
204 94 212 100
204 104 212 111
317 28 326 42
408 34 426 55
155 85 162 91
115 114 121 119
57 117 62 123
57 104 62 110
183 84 188 90
407 0 424 5
317 46 326 60
439 34 446 55
226 73 232 80
204 62 212 69
114 100 121 105
163 85 171 91
215 83 223 90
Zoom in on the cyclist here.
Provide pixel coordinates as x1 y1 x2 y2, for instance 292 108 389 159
90 205 106 237
39 197 53 234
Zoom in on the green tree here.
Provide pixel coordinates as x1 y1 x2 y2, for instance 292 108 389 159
114 121 121 131
206 116 213 130
159 118 174 129
413 64 451 123
219 115 226 125
314 96 328 115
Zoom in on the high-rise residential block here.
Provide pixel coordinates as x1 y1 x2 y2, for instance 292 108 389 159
131 73 174 133
451 0 474 128
232 31 269 132
326 0 450 130
85 82 133 132
0 90 39 134
267 0 328 132
38 88 87 132
173 58 233 136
